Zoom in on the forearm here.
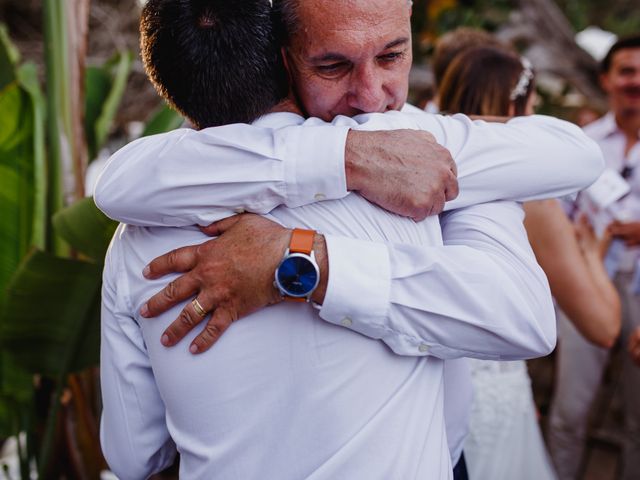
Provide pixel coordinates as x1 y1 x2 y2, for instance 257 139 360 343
94 122 349 226
446 114 604 208
318 202 556 360
524 200 620 347
347 111 603 210
572 250 621 345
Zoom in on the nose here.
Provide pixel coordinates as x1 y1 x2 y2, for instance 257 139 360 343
347 63 388 113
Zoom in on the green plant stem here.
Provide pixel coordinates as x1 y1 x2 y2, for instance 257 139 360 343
43 0 70 257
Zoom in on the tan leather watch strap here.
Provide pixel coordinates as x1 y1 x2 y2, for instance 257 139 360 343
289 228 315 255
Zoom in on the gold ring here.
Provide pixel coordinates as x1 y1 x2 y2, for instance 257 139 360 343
191 298 207 317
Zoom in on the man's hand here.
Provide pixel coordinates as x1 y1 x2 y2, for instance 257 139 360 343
608 220 640 247
629 327 640 367
345 130 458 221
140 214 327 353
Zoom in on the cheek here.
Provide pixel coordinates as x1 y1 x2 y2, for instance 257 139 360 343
297 76 349 118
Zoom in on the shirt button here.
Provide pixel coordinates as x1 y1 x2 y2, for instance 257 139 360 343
233 207 245 214
341 317 353 327
314 193 326 201
418 343 429 353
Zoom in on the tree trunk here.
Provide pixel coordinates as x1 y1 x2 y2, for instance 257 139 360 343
501 0 607 110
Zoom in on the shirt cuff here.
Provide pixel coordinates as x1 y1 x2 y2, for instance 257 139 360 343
277 126 350 207
319 234 391 331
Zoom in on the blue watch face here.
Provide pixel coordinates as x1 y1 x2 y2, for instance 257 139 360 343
277 255 319 297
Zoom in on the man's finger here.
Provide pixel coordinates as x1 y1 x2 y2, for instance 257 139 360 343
189 307 235 354
160 294 214 347
445 175 459 202
198 214 246 237
144 244 200 279
143 273 200 317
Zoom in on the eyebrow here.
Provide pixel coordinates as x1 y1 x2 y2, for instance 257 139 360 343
309 37 410 63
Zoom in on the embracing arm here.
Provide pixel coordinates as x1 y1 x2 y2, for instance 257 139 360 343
100 235 176 479
95 111 602 227
524 200 621 348
400 112 604 209
319 201 556 360
94 120 456 225
144 203 555 361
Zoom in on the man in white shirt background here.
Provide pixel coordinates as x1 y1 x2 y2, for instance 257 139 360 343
548 35 640 480
98 0 603 478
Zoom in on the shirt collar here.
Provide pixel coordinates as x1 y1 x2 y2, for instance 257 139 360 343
252 112 305 128
585 112 623 141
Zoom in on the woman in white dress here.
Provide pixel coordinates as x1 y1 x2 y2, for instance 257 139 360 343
438 46 621 480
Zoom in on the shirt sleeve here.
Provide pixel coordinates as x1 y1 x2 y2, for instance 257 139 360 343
319 201 556 360
349 111 605 209
94 122 349 226
100 234 177 479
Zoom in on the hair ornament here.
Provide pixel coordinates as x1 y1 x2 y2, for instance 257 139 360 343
509 57 534 101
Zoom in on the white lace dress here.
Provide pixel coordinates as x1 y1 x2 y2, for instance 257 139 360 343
463 359 557 480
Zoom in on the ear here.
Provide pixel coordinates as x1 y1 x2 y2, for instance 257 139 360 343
281 46 294 83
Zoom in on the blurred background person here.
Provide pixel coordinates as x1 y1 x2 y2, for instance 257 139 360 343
429 27 508 113
438 45 621 480
547 34 640 480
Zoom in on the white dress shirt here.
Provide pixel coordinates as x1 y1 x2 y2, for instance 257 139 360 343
99 110 603 478
583 112 640 273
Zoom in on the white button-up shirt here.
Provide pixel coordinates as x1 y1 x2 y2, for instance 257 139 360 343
99 110 603 479
583 112 640 272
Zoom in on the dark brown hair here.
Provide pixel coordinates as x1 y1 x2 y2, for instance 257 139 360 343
439 46 535 117
140 0 288 129
601 34 640 73
432 28 506 87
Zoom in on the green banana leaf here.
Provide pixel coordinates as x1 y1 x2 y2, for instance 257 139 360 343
52 197 118 263
0 24 19 91
86 51 133 161
0 84 34 305
0 24 44 447
1 197 117 376
142 103 185 137
84 66 112 161
0 250 102 376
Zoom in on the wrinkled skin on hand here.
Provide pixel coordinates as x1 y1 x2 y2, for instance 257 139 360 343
345 129 458 221
140 214 290 354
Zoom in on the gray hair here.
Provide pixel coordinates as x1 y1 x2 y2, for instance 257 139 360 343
274 0 412 42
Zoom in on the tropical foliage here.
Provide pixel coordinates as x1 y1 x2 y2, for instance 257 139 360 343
0 1 181 477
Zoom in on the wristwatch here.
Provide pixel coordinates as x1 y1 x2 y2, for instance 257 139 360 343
274 228 320 302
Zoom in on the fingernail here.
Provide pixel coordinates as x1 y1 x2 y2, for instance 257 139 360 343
189 344 199 354
143 265 151 278
161 334 170 346
140 303 149 317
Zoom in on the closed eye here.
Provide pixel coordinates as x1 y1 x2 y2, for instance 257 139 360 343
378 51 404 64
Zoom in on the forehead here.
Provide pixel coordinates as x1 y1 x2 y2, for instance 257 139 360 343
293 0 411 57
610 47 640 70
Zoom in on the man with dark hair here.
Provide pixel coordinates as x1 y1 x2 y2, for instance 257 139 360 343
140 0 288 128
548 34 640 480
98 1 603 478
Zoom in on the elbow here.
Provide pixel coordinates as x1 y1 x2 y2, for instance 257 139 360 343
93 167 121 221
100 424 172 480
589 308 622 350
532 323 556 358
102 445 151 480
578 137 606 188
524 299 557 358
